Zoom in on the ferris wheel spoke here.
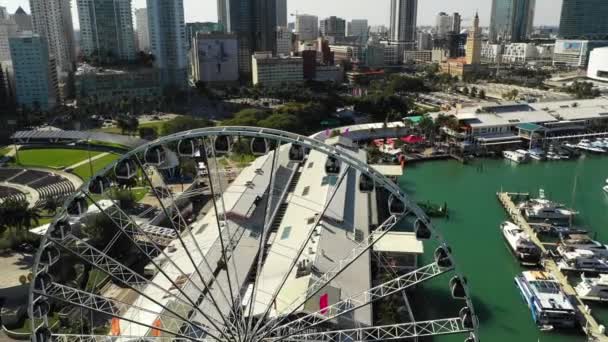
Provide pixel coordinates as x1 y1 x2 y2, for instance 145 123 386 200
269 262 449 341
81 191 239 337
250 165 351 338
272 317 472 342
255 212 405 339
202 136 247 340
244 144 281 341
133 154 239 337
42 233 228 339
36 282 214 341
52 334 182 342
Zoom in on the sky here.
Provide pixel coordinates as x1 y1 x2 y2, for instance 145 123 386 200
4 0 562 28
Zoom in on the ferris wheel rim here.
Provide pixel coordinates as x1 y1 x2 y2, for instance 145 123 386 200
28 126 479 342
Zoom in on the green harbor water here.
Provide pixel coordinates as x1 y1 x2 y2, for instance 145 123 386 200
400 156 608 342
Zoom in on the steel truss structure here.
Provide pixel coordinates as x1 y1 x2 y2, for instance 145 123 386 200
29 127 479 342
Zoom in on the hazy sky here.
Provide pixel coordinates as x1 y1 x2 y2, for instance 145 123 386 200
4 0 562 27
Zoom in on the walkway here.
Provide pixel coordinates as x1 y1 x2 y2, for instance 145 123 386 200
497 192 608 342
63 152 111 171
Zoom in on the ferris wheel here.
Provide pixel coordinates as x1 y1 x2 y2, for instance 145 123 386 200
29 127 479 342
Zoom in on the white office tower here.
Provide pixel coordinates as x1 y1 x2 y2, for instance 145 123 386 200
135 8 150 52
276 26 292 56
295 14 319 41
147 0 188 89
29 0 76 73
77 0 136 62
435 12 452 38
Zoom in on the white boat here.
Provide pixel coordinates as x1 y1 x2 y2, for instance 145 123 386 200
604 185 608 194
519 189 578 222
561 234 608 258
503 150 529 164
501 221 541 265
577 139 606 153
557 247 608 273
575 274 608 301
514 271 577 329
528 148 545 161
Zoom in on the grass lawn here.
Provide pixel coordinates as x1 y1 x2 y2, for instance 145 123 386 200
15 149 103 169
71 153 121 180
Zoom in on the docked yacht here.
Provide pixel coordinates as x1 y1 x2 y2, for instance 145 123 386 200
501 221 541 265
575 274 608 301
519 189 577 222
561 234 608 258
514 271 577 329
577 139 606 153
528 148 545 161
503 150 529 164
557 247 608 273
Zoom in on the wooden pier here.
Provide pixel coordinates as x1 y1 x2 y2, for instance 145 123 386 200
497 192 608 341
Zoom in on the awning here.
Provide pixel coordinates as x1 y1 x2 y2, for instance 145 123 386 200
400 135 425 144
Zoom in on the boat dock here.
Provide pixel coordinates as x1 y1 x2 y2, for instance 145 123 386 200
497 192 608 341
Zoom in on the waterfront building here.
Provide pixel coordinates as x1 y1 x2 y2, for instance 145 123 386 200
348 19 368 42
558 0 608 40
222 0 276 74
9 32 56 110
191 32 238 84
435 12 451 39
252 52 303 86
417 31 432 51
30 0 76 73
77 0 136 62
186 22 223 51
295 14 318 41
135 8 150 52
587 47 608 82
75 64 161 102
314 65 343 82
147 0 188 89
552 40 608 68
275 26 292 56
489 0 536 43
501 43 553 64
320 16 346 40
389 0 417 43
404 50 432 63
276 0 287 27
11 7 32 32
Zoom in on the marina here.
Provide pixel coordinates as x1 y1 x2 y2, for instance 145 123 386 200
497 191 607 340
402 156 608 341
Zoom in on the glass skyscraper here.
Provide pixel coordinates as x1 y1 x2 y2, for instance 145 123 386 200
559 0 608 39
489 0 535 43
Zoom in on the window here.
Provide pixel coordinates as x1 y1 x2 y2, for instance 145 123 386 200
281 226 292 240
302 186 310 196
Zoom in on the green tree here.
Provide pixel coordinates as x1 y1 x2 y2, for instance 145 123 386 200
162 116 214 136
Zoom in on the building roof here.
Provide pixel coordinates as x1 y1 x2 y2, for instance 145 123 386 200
15 6 26 15
370 164 403 177
11 130 147 148
372 232 424 254
461 110 558 128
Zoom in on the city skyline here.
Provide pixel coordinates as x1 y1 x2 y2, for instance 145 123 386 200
4 0 562 28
